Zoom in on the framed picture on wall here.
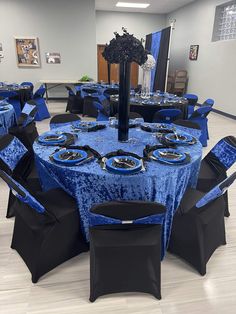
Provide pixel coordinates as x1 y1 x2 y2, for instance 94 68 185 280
14 37 40 67
189 45 199 61
45 52 61 64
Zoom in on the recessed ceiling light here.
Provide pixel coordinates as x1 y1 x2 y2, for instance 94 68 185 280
116 2 150 9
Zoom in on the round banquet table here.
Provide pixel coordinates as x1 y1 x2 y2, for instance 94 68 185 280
0 104 17 135
110 95 188 122
33 123 202 256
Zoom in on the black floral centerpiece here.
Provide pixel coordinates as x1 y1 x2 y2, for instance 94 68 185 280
103 28 148 141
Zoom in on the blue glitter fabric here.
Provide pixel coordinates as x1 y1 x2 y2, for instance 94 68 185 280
89 212 165 226
33 122 202 256
211 139 236 170
0 104 17 135
2 171 45 213
0 136 27 171
196 186 222 208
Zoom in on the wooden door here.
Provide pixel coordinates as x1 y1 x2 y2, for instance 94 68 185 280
97 45 139 87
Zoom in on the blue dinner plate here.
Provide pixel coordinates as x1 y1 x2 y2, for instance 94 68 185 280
38 133 67 145
52 149 88 165
76 121 97 130
165 132 193 144
0 106 9 111
152 148 186 163
105 155 142 175
142 123 174 133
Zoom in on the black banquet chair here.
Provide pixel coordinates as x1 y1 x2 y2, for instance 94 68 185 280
89 200 166 302
0 134 40 218
49 113 81 130
196 136 236 217
17 100 38 127
0 170 88 283
65 86 84 114
168 172 236 276
172 119 201 139
114 112 144 120
8 107 39 151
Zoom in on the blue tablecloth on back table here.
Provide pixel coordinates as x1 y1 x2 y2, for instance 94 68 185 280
33 123 202 256
0 105 17 135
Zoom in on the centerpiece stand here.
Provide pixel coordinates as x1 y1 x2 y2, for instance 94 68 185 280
102 28 148 142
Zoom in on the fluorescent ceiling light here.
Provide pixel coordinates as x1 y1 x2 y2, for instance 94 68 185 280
116 2 150 9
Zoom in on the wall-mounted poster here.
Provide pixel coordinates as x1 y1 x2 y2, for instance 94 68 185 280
45 52 61 64
15 37 40 67
189 45 199 61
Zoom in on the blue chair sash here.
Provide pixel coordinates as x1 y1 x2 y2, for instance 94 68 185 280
196 172 236 208
0 137 27 171
3 171 45 213
211 138 236 169
89 212 166 226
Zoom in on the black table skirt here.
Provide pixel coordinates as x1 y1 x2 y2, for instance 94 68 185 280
110 100 188 122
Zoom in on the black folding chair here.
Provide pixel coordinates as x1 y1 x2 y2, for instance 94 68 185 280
196 136 236 216
0 134 40 217
17 100 38 127
168 172 236 275
0 170 88 283
8 118 39 151
50 113 81 130
89 200 166 301
115 112 144 119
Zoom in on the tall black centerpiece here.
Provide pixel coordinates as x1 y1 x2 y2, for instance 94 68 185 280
103 28 147 142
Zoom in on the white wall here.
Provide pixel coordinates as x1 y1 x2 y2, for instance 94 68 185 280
96 11 166 45
96 10 167 83
167 0 236 116
0 0 96 93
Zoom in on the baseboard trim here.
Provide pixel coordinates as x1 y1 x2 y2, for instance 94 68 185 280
47 97 67 101
195 104 236 120
211 108 236 120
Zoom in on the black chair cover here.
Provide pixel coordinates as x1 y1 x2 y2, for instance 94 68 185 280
173 119 201 130
114 112 143 119
197 136 236 216
50 113 81 125
168 188 226 275
9 121 39 151
89 201 166 301
17 99 38 126
0 171 88 283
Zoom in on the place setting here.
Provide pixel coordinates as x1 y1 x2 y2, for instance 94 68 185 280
36 132 77 146
140 123 175 133
71 121 106 132
0 105 10 111
99 149 146 175
49 145 101 167
143 144 191 166
157 131 197 146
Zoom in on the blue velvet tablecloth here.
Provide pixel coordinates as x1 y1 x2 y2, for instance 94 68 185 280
33 123 202 256
0 105 17 136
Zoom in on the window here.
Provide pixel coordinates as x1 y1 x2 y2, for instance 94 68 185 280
212 1 236 42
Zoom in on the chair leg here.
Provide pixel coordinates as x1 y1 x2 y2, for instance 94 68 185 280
224 192 230 217
6 191 16 218
32 275 39 284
